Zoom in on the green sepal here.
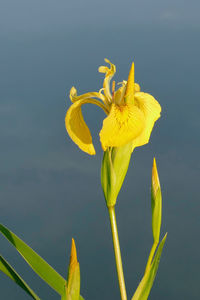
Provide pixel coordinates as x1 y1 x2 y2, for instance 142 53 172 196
61 278 83 300
61 283 67 300
62 282 84 300
0 254 40 300
131 233 167 300
65 264 80 300
101 142 132 207
151 187 162 244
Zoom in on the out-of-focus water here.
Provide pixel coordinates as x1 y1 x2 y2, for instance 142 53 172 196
0 0 200 299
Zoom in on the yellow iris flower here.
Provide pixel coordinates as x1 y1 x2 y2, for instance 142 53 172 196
65 59 161 155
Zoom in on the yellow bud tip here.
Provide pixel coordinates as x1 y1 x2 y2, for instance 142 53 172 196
125 62 135 98
70 238 78 267
152 157 160 194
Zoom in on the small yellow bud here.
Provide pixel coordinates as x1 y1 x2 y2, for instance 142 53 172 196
66 238 80 300
69 238 78 270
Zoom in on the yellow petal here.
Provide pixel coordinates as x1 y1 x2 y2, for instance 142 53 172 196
100 104 145 150
124 62 135 104
115 82 140 105
114 83 126 105
98 58 116 102
132 92 161 150
134 83 141 92
65 98 108 155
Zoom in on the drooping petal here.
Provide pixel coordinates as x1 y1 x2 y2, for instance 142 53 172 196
98 59 116 103
132 92 161 150
65 98 107 155
99 104 145 151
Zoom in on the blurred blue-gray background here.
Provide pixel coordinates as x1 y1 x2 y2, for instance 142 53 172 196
0 0 200 299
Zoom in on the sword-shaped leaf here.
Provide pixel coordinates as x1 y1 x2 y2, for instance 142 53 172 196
0 224 85 300
131 233 167 300
0 223 65 294
0 254 40 300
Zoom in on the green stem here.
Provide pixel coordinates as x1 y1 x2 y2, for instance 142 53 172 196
108 206 127 300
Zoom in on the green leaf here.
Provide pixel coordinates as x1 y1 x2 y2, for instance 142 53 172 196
131 233 167 300
0 254 40 300
0 224 85 300
0 224 66 295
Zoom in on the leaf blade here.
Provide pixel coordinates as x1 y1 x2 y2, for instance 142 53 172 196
0 224 65 295
131 233 167 300
0 254 40 300
0 224 84 300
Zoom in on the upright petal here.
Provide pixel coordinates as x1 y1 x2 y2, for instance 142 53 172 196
114 82 126 105
65 98 107 155
124 62 135 104
100 104 145 150
132 92 161 150
98 59 116 102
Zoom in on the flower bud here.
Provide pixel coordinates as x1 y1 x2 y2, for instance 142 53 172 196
151 158 162 243
64 239 80 300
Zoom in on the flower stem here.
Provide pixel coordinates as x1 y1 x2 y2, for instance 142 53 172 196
108 206 127 300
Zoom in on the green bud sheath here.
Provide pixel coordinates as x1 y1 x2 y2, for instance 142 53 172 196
65 239 80 300
151 158 162 244
101 142 133 207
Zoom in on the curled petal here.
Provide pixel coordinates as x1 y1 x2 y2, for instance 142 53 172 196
132 92 161 150
65 98 107 155
100 104 145 151
69 87 78 102
134 83 141 92
98 59 116 102
70 87 106 104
